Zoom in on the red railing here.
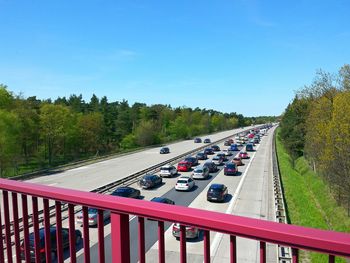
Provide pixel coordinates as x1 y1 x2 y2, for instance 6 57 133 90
1 178 349 263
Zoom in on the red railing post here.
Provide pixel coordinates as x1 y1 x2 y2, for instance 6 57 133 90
11 193 21 263
329 254 335 263
3 191 13 263
260 241 266 263
22 194 30 263
43 199 51 263
98 210 105 263
32 197 40 263
111 212 130 263
230 235 237 263
55 201 63 263
68 204 77 263
0 195 4 263
82 206 91 263
180 225 187 263
292 248 299 263
158 221 165 263
138 217 145 263
203 230 210 263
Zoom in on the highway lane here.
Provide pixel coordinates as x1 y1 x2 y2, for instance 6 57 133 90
74 137 260 262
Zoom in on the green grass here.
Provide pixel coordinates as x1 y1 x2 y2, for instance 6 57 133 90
275 128 349 263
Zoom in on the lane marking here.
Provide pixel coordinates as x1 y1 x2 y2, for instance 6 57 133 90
209 143 261 258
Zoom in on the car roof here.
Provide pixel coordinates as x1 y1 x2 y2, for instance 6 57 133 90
151 197 168 202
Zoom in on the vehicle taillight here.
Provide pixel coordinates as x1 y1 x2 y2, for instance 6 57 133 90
40 248 45 253
89 217 95 220
185 184 188 186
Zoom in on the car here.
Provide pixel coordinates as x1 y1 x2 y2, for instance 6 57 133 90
211 145 220 152
203 161 218 172
159 165 177 177
139 174 162 189
184 156 199 167
212 155 224 166
160 147 170 154
253 137 260 144
177 161 192 172
228 138 234 144
111 186 141 198
248 139 256 145
192 165 210 179
207 184 228 202
204 148 214 155
203 138 211 143
194 137 202 143
224 140 231 146
175 176 195 191
232 156 243 166
76 207 111 226
216 152 227 161
246 143 254 152
196 152 207 160
151 197 175 204
172 223 199 239
239 151 249 159
224 163 238 175
229 144 239 151
222 149 233 156
20 227 82 262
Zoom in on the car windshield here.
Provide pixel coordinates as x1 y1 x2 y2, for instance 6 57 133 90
161 167 171 171
88 208 98 213
178 163 187 166
144 175 155 179
213 157 219 160
194 169 203 173
116 188 131 193
226 164 235 168
209 187 222 192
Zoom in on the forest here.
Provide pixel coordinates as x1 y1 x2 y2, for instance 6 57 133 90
279 64 350 212
0 85 276 177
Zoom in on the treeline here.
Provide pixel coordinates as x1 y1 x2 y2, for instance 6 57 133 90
279 64 350 210
0 85 276 177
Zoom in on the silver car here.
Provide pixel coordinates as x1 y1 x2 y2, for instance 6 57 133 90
192 165 209 179
76 208 110 226
159 165 177 177
172 223 199 239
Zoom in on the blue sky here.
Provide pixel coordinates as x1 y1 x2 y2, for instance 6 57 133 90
0 0 349 116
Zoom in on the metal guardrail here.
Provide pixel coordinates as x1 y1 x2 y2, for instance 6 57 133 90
272 126 292 262
2 127 260 242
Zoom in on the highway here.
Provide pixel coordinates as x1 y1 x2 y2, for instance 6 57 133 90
4 125 278 262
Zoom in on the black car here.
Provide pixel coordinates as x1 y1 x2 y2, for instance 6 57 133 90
184 156 199 167
196 152 207 160
203 138 211 143
204 148 214 155
139 174 162 189
207 184 228 202
111 186 141 198
194 138 202 143
151 197 175 205
20 227 82 262
203 161 218 172
211 145 220 152
224 140 231 146
160 147 170 154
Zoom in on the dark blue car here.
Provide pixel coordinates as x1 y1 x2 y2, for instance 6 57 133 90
230 144 239 151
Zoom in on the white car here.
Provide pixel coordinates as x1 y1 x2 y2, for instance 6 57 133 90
222 149 233 156
212 156 224 166
175 176 195 191
159 165 177 177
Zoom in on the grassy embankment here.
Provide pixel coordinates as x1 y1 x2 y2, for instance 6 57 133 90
275 128 350 263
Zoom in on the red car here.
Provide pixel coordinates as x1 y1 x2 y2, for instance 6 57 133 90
177 161 192 172
239 151 249 159
232 156 243 166
224 163 238 175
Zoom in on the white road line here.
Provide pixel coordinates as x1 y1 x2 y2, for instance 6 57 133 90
209 143 260 259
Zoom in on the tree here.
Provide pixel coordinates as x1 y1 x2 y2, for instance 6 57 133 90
0 110 21 177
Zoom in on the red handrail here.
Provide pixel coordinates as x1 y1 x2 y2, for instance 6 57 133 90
1 178 350 261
